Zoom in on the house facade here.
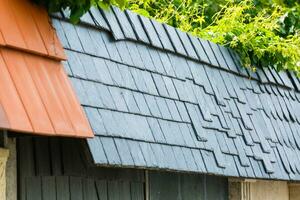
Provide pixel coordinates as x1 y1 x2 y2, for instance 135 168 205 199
0 0 300 199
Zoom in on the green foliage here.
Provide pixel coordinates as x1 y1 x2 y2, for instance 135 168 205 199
126 0 225 31
199 1 300 75
127 0 300 75
34 0 300 75
32 0 126 23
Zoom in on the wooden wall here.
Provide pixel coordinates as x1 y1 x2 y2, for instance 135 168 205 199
149 171 228 200
17 136 228 200
17 137 145 200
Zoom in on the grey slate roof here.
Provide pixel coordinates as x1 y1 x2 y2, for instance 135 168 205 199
52 7 300 181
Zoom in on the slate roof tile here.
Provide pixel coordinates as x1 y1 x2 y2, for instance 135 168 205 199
173 146 189 171
148 48 167 75
125 10 150 43
101 8 125 40
201 150 222 175
81 81 104 108
114 138 135 166
135 45 156 72
161 145 179 169
199 39 219 66
100 137 121 165
66 51 87 79
69 78 89 106
87 137 108 164
62 60 73 76
208 41 229 70
133 93 151 116
155 97 173 120
84 108 107 136
122 90 140 114
152 74 169 97
150 143 169 169
51 19 70 49
232 156 247 177
178 123 197 147
158 52 177 77
112 7 137 40
186 103 207 141
188 61 214 95
60 21 83 51
108 87 129 112
164 25 187 56
127 140 147 167
139 142 158 168
125 42 145 70
115 42 134 66
169 54 191 80
175 101 190 123
117 64 137 90
146 117 166 143
75 25 97 55
141 71 159 95
144 94 162 118
165 99 182 122
181 148 199 172
130 68 148 93
159 120 184 146
54 13 300 181
190 149 207 172
139 15 162 48
161 78 178 100
89 7 110 30
188 35 210 64
176 31 198 59
151 19 175 52
86 29 110 59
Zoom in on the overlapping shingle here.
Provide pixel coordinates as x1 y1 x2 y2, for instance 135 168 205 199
53 7 300 181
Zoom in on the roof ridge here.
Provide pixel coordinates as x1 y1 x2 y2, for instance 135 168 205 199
53 6 300 92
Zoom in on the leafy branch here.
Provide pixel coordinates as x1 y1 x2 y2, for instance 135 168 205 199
33 0 300 75
32 0 126 23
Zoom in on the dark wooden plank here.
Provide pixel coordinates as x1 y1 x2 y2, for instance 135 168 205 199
205 175 228 200
49 138 63 175
18 137 35 200
70 177 84 200
108 181 121 200
180 174 204 200
26 177 42 200
34 137 51 176
42 176 56 200
61 138 87 176
130 182 144 200
83 178 99 200
96 180 108 200
120 181 131 200
18 137 35 177
56 176 70 200
149 172 180 200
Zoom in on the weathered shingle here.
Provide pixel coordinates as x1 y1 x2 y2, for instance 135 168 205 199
54 9 300 181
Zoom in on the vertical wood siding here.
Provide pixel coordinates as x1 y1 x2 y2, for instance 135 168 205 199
17 136 228 200
149 171 228 200
18 136 145 200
